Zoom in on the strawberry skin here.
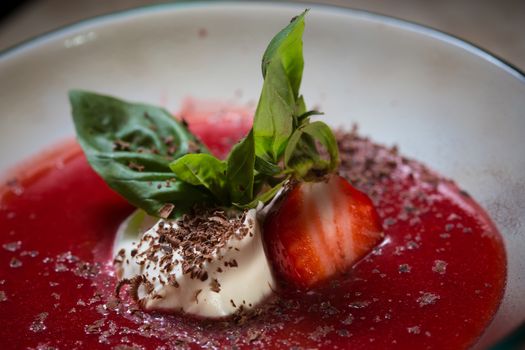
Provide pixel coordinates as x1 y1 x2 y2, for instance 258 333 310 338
264 174 383 288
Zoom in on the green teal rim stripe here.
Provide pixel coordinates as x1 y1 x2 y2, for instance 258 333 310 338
489 321 525 350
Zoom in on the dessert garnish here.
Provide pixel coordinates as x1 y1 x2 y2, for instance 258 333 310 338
69 10 336 219
69 10 381 316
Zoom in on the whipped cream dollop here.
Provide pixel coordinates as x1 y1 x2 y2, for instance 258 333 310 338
113 207 275 318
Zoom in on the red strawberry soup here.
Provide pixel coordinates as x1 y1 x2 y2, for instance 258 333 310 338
0 10 506 350
0 106 505 349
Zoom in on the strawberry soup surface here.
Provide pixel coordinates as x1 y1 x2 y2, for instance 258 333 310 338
0 105 506 349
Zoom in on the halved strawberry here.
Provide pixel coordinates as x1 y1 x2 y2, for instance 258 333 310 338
264 174 384 288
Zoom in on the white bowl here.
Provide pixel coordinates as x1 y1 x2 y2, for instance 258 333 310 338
1 2 523 347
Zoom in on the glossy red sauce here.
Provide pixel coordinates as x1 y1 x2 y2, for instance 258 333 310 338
0 107 506 349
178 98 255 159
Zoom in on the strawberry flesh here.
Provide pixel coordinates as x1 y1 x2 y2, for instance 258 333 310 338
264 174 384 288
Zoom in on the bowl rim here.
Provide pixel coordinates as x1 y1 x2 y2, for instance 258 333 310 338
1 1 523 347
1 0 524 83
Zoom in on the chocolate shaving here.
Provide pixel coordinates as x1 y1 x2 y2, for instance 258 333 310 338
115 207 254 311
114 275 144 302
210 278 221 293
113 139 131 151
158 203 175 219
128 161 145 172
199 271 209 282
225 259 238 268
151 209 248 282
168 275 179 288
187 140 201 153
193 289 202 304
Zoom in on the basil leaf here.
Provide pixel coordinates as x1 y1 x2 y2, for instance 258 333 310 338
253 60 295 162
235 180 286 209
302 121 340 172
70 12 343 220
226 130 255 204
295 95 307 116
297 110 323 125
255 155 282 176
284 130 318 178
284 121 339 178
69 90 210 218
285 128 305 167
253 11 307 163
169 154 228 203
262 10 307 96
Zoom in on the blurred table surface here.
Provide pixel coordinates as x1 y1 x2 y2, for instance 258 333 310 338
1 0 524 72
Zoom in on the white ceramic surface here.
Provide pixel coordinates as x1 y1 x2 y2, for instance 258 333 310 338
0 2 524 347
